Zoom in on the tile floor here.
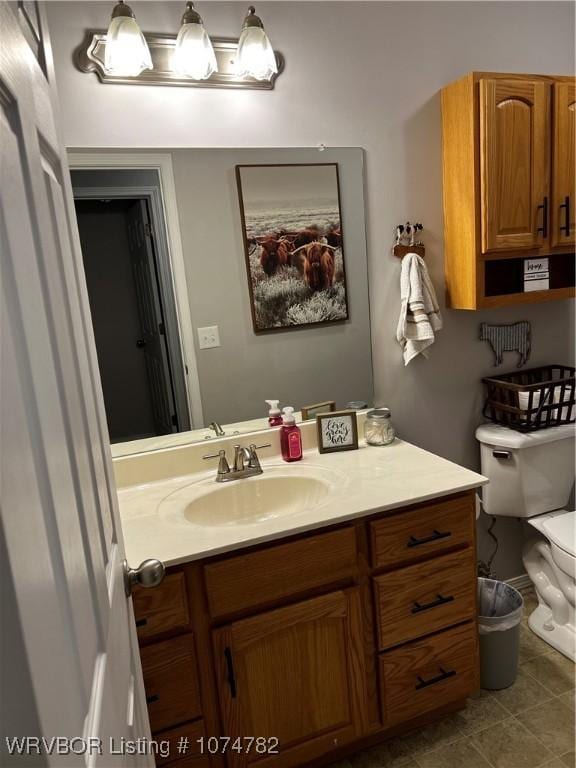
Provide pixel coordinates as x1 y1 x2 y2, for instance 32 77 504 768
331 590 575 768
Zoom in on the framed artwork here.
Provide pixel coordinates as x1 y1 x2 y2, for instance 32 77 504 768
316 410 359 454
236 163 349 333
301 400 336 421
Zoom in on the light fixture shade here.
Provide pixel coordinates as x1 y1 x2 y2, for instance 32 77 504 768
104 4 152 77
173 14 217 79
236 7 278 81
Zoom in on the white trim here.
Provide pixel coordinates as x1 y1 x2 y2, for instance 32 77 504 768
67 151 204 429
506 574 533 592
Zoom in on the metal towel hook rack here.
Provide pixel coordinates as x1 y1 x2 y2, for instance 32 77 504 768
392 221 425 259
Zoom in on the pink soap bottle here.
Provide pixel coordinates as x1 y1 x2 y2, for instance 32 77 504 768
266 399 283 427
280 407 302 462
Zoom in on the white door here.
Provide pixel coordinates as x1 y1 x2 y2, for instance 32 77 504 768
1 3 156 765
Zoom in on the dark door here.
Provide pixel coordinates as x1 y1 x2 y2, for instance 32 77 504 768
126 200 178 436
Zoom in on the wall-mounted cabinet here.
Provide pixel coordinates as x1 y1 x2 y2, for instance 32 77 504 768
442 72 575 309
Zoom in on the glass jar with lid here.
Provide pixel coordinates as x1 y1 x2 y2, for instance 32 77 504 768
364 408 395 446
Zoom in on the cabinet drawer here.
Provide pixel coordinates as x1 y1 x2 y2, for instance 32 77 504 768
133 571 190 640
370 493 475 570
155 721 209 768
141 635 202 733
379 621 478 727
374 548 476 649
204 527 357 618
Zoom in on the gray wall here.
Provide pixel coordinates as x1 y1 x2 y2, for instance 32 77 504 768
170 147 372 425
49 1 575 579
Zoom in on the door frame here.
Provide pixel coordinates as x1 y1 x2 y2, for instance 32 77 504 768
68 151 204 432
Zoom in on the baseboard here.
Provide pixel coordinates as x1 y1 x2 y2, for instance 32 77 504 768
506 574 532 592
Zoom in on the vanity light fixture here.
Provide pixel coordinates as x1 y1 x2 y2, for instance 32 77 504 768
173 2 218 80
236 6 278 81
104 0 152 77
76 2 284 89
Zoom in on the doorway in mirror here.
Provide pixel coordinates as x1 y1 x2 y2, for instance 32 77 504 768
75 196 183 442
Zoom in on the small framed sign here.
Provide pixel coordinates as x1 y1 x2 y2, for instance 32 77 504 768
316 410 359 454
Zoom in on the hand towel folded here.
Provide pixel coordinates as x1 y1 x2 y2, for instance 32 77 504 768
396 252 442 365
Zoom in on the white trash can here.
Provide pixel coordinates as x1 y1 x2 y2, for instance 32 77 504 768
478 578 524 690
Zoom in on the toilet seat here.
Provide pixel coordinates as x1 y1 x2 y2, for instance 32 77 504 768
529 509 576 578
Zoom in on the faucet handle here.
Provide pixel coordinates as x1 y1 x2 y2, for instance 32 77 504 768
247 443 271 468
202 449 230 476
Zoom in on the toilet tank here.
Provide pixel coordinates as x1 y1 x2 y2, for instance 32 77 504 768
476 424 575 518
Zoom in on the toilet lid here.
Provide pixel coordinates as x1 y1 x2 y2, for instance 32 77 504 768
530 510 576 558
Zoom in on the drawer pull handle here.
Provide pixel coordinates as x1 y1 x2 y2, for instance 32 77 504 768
415 667 456 690
135 618 148 628
407 529 451 548
412 593 455 614
146 694 159 704
224 646 237 699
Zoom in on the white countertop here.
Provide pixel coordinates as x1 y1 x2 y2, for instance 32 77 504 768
118 438 487 567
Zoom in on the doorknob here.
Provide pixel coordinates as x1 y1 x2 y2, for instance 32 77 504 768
123 558 165 597
136 339 147 348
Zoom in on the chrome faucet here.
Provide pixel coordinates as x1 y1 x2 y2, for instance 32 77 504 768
208 421 225 436
203 443 271 483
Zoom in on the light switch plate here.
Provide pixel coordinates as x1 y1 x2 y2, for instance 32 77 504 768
197 325 221 349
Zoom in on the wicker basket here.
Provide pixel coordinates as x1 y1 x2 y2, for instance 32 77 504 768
482 365 575 433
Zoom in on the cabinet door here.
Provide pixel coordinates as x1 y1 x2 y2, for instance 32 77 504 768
480 79 550 253
551 82 576 247
213 590 367 768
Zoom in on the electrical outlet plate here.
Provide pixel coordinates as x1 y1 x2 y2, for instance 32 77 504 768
197 326 221 350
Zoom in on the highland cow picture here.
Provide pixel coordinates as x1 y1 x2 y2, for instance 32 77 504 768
236 163 349 332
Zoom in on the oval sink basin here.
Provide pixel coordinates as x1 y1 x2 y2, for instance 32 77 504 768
159 467 338 528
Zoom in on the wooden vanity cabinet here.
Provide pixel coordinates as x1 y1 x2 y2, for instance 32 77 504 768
442 71 575 309
133 491 479 768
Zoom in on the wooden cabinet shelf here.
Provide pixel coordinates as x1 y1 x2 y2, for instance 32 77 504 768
442 71 575 310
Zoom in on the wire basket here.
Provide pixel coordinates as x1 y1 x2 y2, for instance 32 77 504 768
482 365 575 433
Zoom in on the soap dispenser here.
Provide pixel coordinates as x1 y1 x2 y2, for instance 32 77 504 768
265 399 282 427
280 406 302 462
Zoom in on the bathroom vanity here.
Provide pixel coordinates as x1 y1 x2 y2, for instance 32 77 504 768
116 431 486 768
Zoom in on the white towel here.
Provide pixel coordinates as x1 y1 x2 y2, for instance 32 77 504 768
396 252 442 365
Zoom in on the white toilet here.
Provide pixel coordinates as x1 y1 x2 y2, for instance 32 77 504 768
476 423 576 661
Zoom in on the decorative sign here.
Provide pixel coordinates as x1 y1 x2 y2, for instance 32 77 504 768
524 258 549 292
316 410 359 454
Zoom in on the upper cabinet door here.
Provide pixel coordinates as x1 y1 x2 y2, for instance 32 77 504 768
480 79 550 253
551 82 576 248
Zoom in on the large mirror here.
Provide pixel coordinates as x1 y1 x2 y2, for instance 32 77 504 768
69 148 373 456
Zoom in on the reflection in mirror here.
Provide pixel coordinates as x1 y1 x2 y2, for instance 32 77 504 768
69 148 373 456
